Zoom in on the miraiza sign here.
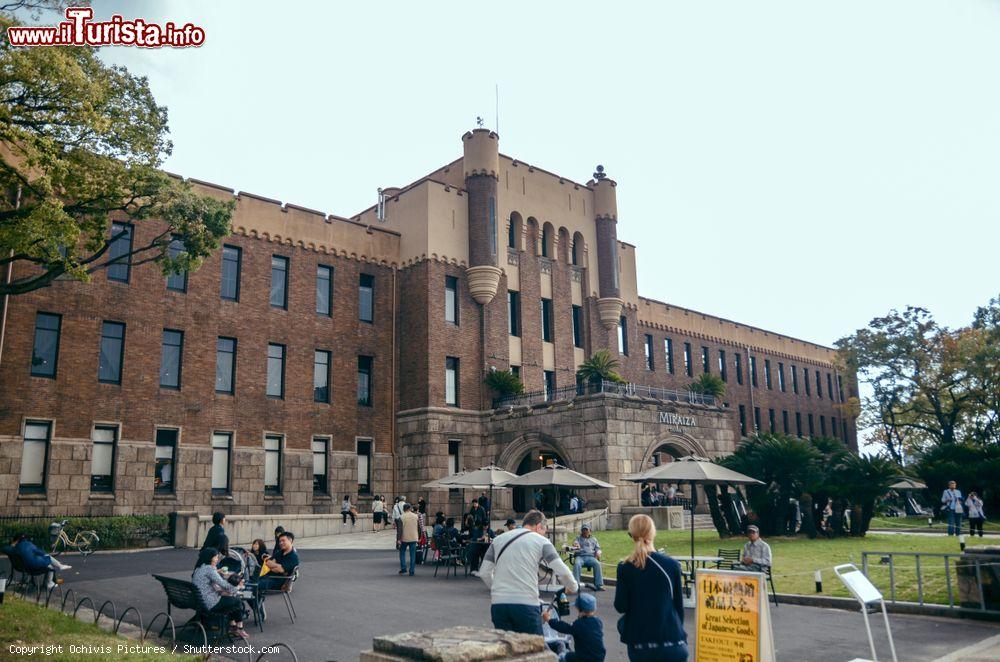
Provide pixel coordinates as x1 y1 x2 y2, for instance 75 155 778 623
660 412 696 427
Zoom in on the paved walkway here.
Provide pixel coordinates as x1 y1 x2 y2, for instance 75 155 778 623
49 548 1000 662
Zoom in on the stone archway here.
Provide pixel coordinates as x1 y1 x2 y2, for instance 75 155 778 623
639 432 709 470
498 432 575 514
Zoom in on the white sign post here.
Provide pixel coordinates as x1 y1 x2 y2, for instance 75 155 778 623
834 563 898 662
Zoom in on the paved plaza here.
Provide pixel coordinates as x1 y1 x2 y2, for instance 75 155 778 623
39 546 1000 662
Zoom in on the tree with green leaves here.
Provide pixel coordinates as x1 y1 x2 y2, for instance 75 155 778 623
0 11 233 296
689 373 725 398
575 349 625 387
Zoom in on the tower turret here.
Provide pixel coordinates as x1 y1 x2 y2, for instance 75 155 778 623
591 167 623 330
463 129 502 305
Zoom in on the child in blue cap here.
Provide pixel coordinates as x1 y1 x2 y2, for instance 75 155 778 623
542 591 606 662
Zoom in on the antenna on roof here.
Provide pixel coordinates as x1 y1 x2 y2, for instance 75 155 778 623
376 187 387 223
495 83 500 136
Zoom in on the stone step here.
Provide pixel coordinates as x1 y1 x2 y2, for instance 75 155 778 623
682 513 718 531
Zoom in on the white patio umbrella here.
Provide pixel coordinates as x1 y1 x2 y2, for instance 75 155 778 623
625 456 763 561
889 477 927 491
504 464 614 541
422 465 517 519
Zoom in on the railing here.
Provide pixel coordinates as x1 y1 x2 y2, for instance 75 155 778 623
493 379 717 409
860 550 999 614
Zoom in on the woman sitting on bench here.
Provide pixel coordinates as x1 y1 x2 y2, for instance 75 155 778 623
192 546 250 640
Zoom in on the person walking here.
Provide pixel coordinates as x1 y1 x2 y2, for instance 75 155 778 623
941 480 964 536
477 510 578 635
202 512 226 551
966 491 986 537
614 514 687 662
372 495 385 532
397 503 422 576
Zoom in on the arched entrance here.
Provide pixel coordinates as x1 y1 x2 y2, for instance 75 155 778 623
498 433 574 515
640 434 709 470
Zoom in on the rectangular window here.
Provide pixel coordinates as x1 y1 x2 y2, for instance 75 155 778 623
778 362 786 392
768 408 776 433
221 245 241 301
665 338 674 374
316 265 333 317
19 421 51 494
782 410 790 434
508 290 521 337
684 342 692 377
445 276 458 325
264 434 282 495
796 412 803 437
90 425 117 492
215 337 236 394
831 417 838 440
820 415 827 436
808 413 815 436
312 437 329 494
159 329 183 389
543 370 556 401
107 221 133 283
827 373 834 401
702 346 710 374
359 273 374 323
842 419 849 442
618 317 629 355
541 299 554 342
314 349 331 403
357 355 373 406
270 255 289 309
357 438 372 495
739 405 747 436
645 334 655 371
750 355 758 387
211 432 231 494
816 371 823 398
753 407 761 433
154 429 177 493
764 359 773 389
448 439 460 475
510 365 520 380
572 306 583 348
838 375 845 402
445 357 459 406
735 352 743 385
30 312 61 378
804 368 811 396
791 365 799 394
266 343 285 398
719 350 727 382
166 235 188 292
98 321 125 384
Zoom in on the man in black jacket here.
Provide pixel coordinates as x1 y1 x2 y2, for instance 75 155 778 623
202 512 226 551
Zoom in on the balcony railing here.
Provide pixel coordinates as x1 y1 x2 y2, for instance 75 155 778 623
493 380 717 409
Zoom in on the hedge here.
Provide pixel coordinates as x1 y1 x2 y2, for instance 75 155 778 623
0 514 170 551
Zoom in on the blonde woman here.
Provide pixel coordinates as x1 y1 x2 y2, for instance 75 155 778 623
613 514 687 662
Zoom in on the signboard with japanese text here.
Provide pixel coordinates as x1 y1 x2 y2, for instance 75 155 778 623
695 568 775 662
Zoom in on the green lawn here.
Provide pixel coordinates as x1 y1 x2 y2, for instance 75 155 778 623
869 515 1000 533
587 529 974 605
0 596 198 661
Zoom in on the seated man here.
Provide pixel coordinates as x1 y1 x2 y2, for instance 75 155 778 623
735 525 772 572
259 531 299 596
10 533 72 590
570 524 604 591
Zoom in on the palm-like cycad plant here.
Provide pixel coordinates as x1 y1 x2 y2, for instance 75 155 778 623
575 349 625 387
689 373 726 398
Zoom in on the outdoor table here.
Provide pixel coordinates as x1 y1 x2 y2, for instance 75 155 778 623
671 554 723 569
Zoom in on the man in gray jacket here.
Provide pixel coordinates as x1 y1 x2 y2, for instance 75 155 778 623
478 510 578 635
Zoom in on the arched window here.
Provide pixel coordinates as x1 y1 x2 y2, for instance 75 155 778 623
571 232 585 266
541 222 555 259
508 212 523 250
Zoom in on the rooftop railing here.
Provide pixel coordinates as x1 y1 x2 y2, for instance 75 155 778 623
493 379 717 409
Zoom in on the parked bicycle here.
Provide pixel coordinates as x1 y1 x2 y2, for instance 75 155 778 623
49 520 100 557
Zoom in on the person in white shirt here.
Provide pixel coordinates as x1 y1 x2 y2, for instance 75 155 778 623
941 480 964 536
966 491 986 537
372 495 385 531
478 510 577 635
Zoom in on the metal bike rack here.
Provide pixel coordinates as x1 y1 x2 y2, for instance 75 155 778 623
115 606 144 639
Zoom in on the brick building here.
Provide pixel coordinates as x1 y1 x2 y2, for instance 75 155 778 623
0 129 858 519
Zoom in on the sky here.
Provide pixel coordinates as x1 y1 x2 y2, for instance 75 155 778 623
84 0 1000 349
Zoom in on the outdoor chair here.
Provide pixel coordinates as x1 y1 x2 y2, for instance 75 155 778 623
716 548 778 607
433 535 461 578
152 574 233 644
259 565 299 623
2 546 64 604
